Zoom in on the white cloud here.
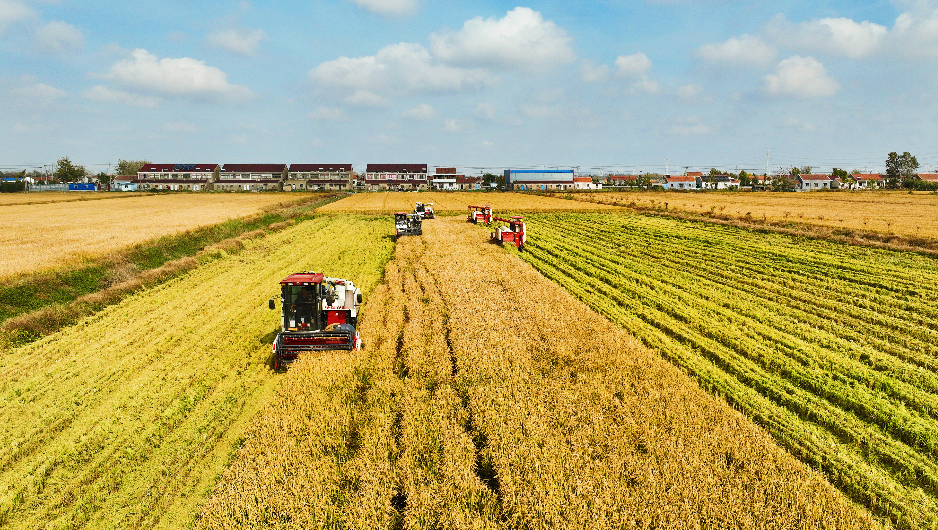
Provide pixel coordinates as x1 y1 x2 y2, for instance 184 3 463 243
84 85 160 107
12 77 66 100
0 0 31 35
614 53 652 77
309 42 488 101
765 15 887 59
100 49 252 103
342 89 388 107
348 0 419 16
402 103 435 120
430 7 575 72
579 59 610 83
676 84 712 103
665 116 712 136
207 28 267 56
891 8 938 57
310 106 347 121
763 56 839 98
696 34 777 67
474 102 496 119
33 20 83 55
443 118 462 132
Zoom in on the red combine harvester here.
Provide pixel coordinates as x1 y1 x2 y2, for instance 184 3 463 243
268 272 362 369
467 204 492 224
491 216 526 249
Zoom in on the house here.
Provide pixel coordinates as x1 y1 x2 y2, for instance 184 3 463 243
363 164 429 191
432 167 459 190
664 175 697 190
606 174 640 187
574 176 601 190
917 173 938 184
285 164 352 191
112 176 138 192
696 174 740 190
136 163 218 191
68 182 97 191
216 164 286 191
796 174 832 191
456 175 481 190
506 169 575 191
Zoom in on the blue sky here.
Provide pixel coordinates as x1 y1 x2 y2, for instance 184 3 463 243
2 0 937 176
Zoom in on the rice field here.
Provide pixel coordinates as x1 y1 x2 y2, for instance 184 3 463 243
0 193 325 279
198 217 878 529
0 215 393 528
0 192 149 206
564 190 938 239
317 191 622 214
520 212 938 529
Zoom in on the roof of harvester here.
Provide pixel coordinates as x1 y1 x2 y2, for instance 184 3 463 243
280 272 324 285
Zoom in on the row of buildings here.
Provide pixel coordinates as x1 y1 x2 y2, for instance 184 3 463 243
605 171 938 191
111 164 605 192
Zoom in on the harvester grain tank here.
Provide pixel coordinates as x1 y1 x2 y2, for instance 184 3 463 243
414 202 435 219
491 215 526 249
268 272 362 369
467 204 492 224
394 212 423 239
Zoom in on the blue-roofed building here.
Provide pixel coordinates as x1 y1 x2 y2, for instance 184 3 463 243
504 169 575 191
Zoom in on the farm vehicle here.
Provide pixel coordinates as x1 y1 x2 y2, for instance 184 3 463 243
394 212 423 239
491 216 526 249
268 272 362 369
467 205 492 224
414 202 435 219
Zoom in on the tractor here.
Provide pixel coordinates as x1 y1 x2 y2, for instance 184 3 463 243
394 212 422 239
414 202 435 219
467 204 492 224
491 215 526 249
268 272 362 369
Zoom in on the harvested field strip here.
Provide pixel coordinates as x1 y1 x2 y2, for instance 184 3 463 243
0 192 329 278
0 215 393 528
520 212 938 528
317 191 622 214
200 216 878 529
0 192 150 206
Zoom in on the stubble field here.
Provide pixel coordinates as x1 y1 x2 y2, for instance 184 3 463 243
315 191 622 214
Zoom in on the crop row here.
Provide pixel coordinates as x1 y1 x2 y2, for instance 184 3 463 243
521 212 938 529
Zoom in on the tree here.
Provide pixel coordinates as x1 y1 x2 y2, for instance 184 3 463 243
738 170 751 186
54 157 87 183
885 151 919 189
831 167 853 189
96 172 113 190
771 175 796 192
116 159 149 176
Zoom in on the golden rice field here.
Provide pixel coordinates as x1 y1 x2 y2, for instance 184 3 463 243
0 192 150 206
566 190 938 239
0 193 324 279
198 217 878 529
316 191 622 214
0 215 393 528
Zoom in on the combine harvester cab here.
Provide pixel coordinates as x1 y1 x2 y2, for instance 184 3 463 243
414 202 435 219
268 272 362 369
491 215 526 250
394 212 423 239
467 204 492 224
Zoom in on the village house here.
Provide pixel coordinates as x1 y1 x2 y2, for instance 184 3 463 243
284 164 352 191
664 175 697 190
796 174 833 191
136 163 218 191
112 176 139 192
506 169 575 191
574 176 601 190
216 164 285 191
605 174 640 187
696 174 740 190
363 164 429 191
456 175 481 190
431 167 459 190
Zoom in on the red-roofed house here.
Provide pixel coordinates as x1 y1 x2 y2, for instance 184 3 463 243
574 176 600 190
796 174 832 191
136 163 218 191
664 175 697 190
216 164 286 191
364 164 428 190
285 164 352 191
917 173 938 183
606 174 640 187
456 175 481 190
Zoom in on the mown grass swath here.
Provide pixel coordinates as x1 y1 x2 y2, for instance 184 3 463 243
520 212 938 529
0 214 393 528
200 217 878 529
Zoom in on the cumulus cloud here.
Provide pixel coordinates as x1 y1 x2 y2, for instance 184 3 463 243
309 42 488 102
99 49 252 103
12 77 66 100
0 0 31 35
348 0 419 16
579 59 610 83
696 34 777 67
33 21 83 55
613 53 659 94
763 56 839 98
401 103 435 120
207 27 267 56
765 15 887 59
891 7 938 57
84 85 160 107
429 7 575 72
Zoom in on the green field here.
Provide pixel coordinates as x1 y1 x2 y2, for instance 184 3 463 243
521 212 938 529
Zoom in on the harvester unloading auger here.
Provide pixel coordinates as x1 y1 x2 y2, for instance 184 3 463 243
268 272 362 369
467 204 492 224
491 215 526 249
